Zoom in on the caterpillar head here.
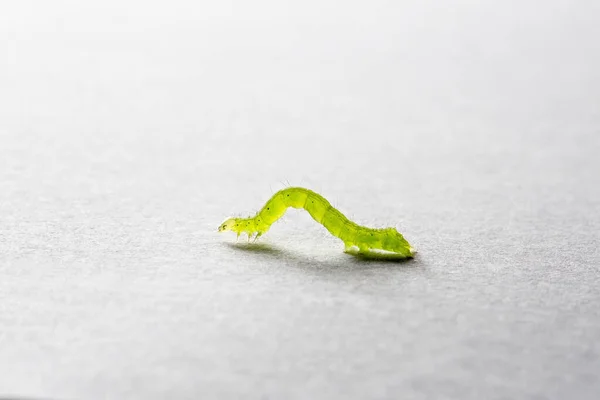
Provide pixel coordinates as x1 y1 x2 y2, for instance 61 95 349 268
218 217 237 232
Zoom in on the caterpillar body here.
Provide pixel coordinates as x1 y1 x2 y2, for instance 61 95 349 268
218 187 415 258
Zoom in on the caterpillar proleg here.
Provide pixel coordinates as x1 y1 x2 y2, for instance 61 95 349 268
218 187 415 259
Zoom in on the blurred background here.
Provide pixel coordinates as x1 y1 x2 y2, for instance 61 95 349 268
1 1 599 399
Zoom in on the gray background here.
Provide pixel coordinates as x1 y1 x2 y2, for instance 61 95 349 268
1 0 599 399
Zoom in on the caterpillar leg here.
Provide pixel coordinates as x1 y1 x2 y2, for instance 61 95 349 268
343 242 370 256
344 246 373 257
358 244 370 255
253 232 263 242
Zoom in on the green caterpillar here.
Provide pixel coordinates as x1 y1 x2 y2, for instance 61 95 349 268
218 187 415 258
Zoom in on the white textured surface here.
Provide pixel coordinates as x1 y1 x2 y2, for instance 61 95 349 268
1 1 600 399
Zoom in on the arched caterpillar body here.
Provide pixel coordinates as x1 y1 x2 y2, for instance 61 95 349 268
218 187 415 258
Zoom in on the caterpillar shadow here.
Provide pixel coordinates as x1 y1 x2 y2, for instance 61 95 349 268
0 398 60 400
225 241 286 256
223 241 416 268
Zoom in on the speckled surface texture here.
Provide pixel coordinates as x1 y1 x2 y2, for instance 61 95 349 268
1 1 599 399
